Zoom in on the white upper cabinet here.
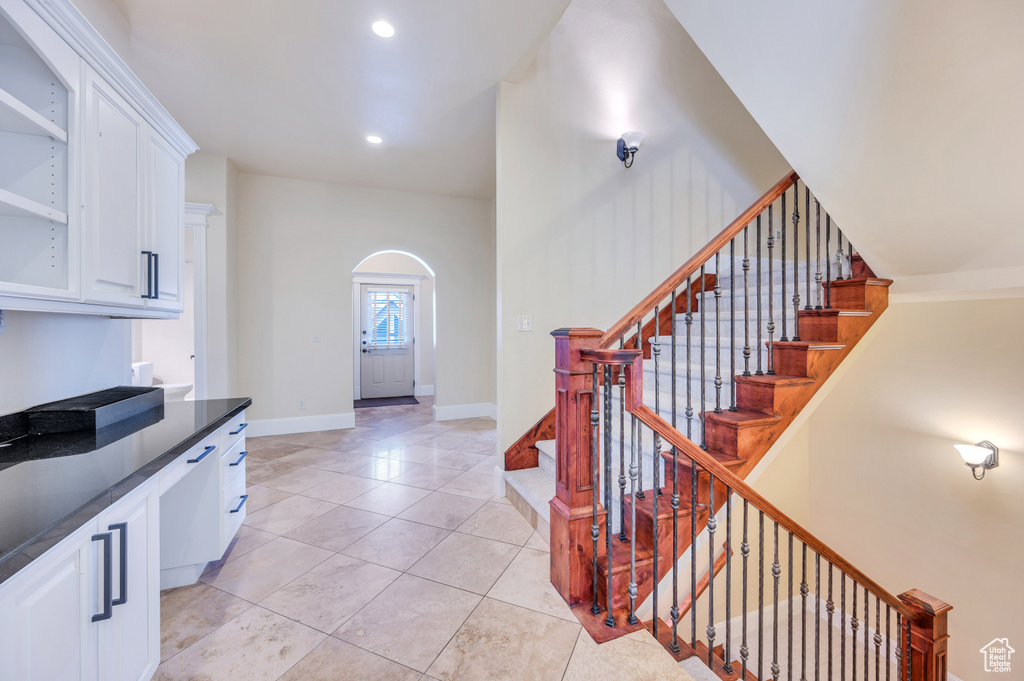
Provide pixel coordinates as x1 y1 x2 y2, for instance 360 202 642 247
0 0 196 317
81 66 143 306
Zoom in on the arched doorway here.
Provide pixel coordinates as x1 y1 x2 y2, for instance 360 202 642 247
352 251 436 402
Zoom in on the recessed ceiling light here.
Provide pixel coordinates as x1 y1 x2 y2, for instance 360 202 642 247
371 20 395 38
366 135 383 144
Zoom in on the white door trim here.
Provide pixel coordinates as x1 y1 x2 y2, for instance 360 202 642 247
185 202 214 401
352 272 424 401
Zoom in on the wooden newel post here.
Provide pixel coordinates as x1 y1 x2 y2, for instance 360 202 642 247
898 589 952 681
549 328 604 607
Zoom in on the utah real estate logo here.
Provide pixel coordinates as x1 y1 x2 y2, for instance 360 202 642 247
980 638 1014 673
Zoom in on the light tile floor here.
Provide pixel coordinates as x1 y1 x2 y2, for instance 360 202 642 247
155 397 693 681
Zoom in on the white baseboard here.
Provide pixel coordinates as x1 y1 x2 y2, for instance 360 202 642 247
247 412 356 437
433 402 496 421
415 384 435 397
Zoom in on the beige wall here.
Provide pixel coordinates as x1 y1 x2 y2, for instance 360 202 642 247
790 298 1023 680
354 251 435 391
0 312 130 414
236 173 495 430
495 0 790 451
184 153 240 399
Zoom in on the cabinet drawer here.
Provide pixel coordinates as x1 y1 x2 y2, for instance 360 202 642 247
220 438 247 486
223 412 247 450
222 472 246 550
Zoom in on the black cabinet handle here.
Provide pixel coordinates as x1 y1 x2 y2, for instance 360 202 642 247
140 251 153 299
230 495 248 513
188 445 216 464
91 532 113 622
230 423 247 435
152 252 159 300
108 522 128 607
230 451 248 467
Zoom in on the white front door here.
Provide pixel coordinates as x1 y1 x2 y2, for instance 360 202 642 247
360 284 415 398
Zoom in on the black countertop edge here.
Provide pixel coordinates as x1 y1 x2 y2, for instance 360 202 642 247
0 398 252 586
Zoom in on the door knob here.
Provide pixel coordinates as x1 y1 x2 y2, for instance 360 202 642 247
362 348 369 353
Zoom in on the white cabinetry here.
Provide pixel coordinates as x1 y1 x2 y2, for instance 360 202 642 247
0 0 195 318
0 481 160 681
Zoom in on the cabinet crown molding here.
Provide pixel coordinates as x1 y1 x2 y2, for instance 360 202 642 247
27 0 198 158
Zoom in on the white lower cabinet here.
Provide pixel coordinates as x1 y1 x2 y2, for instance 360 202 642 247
0 480 159 681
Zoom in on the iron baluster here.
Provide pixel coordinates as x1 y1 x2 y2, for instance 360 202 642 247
767 205 776 375
789 534 795 681
691 460 699 647
743 226 751 376
724 488 734 673
886 606 891 681
740 498 749 679
864 588 870 681
875 596 883 681
842 574 847 681
700 266 707 449
730 238 737 410
636 322 644 499
801 543 808 681
848 239 854 280
895 614 902 681
590 363 600 615
670 441 680 652
707 474 717 667
756 215 764 375
827 563 835 681
672 289 677 431
628 413 638 624
791 182 801 340
772 521 780 680
652 307 661 637
836 228 845 281
825 215 832 309
804 185 811 310
758 510 765 681
815 553 820 681
618 340 627 541
603 365 615 627
852 582 859 681
781 191 788 341
715 252 723 413
815 200 823 309
685 277 694 441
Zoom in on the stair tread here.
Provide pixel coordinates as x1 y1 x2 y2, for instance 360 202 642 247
703 409 781 427
733 373 815 386
771 340 845 350
597 536 654 575
627 486 704 520
503 467 554 524
829 276 893 287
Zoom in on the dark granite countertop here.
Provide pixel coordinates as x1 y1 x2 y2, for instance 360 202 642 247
0 397 251 585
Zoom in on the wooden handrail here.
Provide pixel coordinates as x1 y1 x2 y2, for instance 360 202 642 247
600 170 799 348
631 403 916 620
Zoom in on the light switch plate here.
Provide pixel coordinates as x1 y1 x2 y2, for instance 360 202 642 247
517 315 533 332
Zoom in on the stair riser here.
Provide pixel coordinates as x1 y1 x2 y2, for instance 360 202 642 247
597 560 654 611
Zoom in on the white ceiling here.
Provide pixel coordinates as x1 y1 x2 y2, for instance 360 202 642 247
98 0 571 199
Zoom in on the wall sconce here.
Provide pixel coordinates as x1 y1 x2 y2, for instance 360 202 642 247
954 440 999 480
616 131 645 168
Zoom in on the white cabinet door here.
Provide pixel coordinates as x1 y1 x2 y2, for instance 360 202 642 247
143 130 185 312
81 66 144 306
96 484 160 681
0 523 98 681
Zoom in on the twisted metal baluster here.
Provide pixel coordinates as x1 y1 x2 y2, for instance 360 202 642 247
842 574 847 681
815 553 821 681
627 413 638 624
791 183 801 340
836 229 845 281
670 287 680 652
864 588 870 681
715 252 723 413
815 200 823 309
700 267 707 449
636 321 644 499
724 488 733 673
804 186 812 310
800 544 808 681
743 227 751 376
886 605 891 681
685 277 693 441
788 534 794 681
691 459 699 648
875 596 883 681
652 308 661 638
825 215 832 309
781 191 788 341
767 205 776 375
772 521 780 680
590 364 600 615
618 340 627 541
852 582 859 681
730 238 737 410
707 475 717 667
895 613 902 681
758 511 765 681
756 215 763 375
740 499 750 679
827 563 835 681
604 365 615 627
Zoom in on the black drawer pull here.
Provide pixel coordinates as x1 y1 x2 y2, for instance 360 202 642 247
109 523 128 607
91 532 113 622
